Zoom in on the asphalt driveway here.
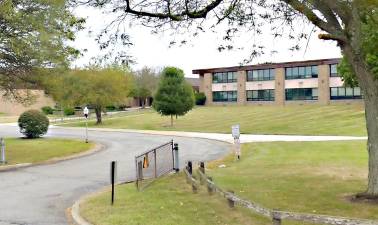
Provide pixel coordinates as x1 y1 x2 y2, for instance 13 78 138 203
0 125 230 225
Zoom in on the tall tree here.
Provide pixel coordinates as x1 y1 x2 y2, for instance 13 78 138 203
0 0 83 102
129 67 160 108
47 66 132 124
77 0 378 198
153 67 194 126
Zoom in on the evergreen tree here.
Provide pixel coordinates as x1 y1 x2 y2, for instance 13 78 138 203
153 67 194 126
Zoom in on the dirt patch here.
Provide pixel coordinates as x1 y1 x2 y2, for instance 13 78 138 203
345 193 378 205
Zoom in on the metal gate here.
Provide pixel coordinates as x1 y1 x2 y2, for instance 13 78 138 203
135 140 176 190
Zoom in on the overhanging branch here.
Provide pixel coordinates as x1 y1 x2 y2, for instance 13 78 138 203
124 0 224 21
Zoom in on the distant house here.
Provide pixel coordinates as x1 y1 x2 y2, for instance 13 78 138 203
185 77 200 92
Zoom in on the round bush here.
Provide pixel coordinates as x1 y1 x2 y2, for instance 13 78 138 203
195 92 206 105
18 110 49 138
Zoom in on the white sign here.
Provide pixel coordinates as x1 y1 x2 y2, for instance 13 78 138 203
231 124 240 139
83 107 89 118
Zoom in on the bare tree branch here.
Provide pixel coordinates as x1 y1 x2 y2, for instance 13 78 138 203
124 0 224 21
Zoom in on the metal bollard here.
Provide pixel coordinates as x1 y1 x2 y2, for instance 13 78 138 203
0 138 5 164
173 143 179 172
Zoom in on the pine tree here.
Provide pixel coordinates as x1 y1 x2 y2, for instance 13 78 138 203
153 67 194 126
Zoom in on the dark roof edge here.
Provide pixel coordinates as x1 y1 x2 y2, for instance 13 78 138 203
192 58 341 74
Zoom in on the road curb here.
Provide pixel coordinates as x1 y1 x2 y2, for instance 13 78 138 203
70 182 132 225
71 192 95 225
0 142 105 173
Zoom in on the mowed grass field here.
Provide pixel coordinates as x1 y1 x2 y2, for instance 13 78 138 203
81 173 271 225
0 116 18 123
81 140 377 224
208 141 378 220
64 103 366 136
0 138 93 165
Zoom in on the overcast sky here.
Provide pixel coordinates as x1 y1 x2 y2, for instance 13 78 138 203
72 6 342 78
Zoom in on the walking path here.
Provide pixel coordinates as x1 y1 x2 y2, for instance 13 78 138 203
51 126 367 144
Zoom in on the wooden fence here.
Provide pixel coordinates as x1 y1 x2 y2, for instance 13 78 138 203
184 161 378 225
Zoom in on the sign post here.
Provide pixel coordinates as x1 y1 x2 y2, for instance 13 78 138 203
231 124 241 160
83 107 89 143
0 138 5 164
110 161 117 205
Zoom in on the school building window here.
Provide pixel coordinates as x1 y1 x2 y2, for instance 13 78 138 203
212 72 237 83
330 87 362 99
247 69 275 81
285 66 318 79
213 91 237 102
246 90 275 101
285 88 318 100
330 64 339 77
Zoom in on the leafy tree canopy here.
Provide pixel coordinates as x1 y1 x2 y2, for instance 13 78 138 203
0 0 84 102
47 65 132 124
129 67 160 107
153 67 194 126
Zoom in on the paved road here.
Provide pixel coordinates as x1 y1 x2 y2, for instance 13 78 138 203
0 125 230 225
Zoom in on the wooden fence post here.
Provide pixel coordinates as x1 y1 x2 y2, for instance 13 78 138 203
192 183 198 194
207 177 214 195
272 211 282 225
187 161 192 175
227 191 235 208
199 162 205 185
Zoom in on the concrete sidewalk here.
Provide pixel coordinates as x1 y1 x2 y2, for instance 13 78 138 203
51 126 367 143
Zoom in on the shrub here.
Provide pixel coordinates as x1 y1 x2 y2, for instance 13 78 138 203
18 110 49 138
106 105 117 111
118 104 128 111
64 107 75 116
195 92 206 105
41 106 54 115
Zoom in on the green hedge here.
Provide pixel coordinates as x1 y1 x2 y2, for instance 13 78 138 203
195 92 206 105
64 107 75 116
41 106 54 115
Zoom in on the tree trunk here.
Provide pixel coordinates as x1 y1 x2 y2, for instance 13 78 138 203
364 94 378 197
95 106 102 124
141 98 145 109
171 115 173 126
343 45 378 197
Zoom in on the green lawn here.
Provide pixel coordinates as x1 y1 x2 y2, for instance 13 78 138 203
81 173 270 225
62 104 366 136
0 116 18 123
0 138 93 165
80 141 376 225
207 141 378 220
